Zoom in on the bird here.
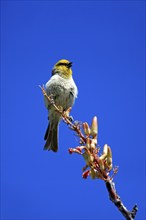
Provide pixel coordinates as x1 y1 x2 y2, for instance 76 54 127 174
43 59 78 152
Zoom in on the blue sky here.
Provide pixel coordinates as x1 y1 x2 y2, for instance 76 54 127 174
1 1 145 219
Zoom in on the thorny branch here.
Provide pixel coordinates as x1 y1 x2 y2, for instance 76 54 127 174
40 85 138 220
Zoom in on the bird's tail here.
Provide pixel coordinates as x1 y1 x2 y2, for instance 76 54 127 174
44 121 59 152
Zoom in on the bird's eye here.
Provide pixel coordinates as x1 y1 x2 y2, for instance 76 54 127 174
57 63 65 66
57 63 69 67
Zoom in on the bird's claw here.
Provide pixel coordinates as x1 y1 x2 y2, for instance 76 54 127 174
68 116 74 122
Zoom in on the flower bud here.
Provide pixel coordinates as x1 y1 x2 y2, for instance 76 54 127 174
90 168 97 179
92 138 97 145
76 146 83 153
106 156 112 171
107 146 112 158
83 122 91 136
68 148 73 154
86 137 91 149
105 146 112 170
100 144 108 160
90 116 98 138
98 159 105 171
90 139 96 150
107 157 112 165
82 170 90 179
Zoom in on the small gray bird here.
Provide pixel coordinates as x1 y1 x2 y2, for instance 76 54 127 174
44 59 78 152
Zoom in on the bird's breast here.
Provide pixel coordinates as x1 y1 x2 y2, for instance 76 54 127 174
45 75 78 111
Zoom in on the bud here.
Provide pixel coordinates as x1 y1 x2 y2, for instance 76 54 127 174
98 159 105 171
92 138 97 146
99 144 108 160
82 170 90 179
107 157 112 165
107 148 113 171
107 162 113 171
83 151 94 166
86 137 91 149
82 122 91 136
90 168 97 179
76 146 83 153
90 139 96 150
107 145 112 158
68 148 73 154
90 116 98 138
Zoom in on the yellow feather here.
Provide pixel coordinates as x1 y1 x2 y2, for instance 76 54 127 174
53 59 73 79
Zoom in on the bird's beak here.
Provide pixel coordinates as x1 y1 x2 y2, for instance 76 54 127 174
67 62 73 68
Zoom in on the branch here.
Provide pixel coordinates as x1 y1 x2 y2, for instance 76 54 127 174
105 180 138 220
40 85 138 220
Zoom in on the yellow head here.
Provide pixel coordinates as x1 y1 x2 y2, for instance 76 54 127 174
52 59 73 78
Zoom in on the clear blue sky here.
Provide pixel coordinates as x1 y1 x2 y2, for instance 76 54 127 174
1 1 145 219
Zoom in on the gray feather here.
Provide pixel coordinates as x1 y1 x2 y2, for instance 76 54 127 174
44 122 59 152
